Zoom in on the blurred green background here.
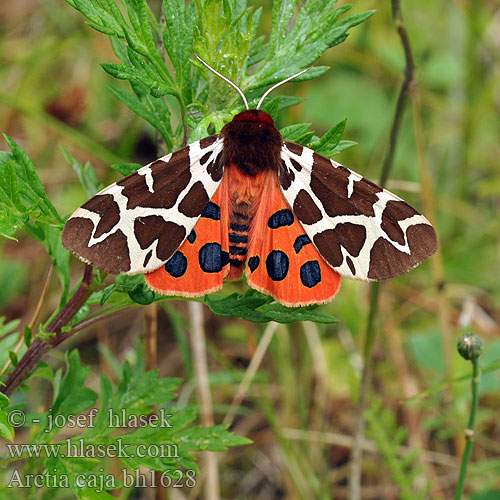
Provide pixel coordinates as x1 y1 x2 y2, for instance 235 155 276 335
1 0 499 498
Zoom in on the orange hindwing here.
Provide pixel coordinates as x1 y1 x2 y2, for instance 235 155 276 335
245 173 341 306
145 185 230 297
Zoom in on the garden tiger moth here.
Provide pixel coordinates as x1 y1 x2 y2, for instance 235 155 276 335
62 61 437 307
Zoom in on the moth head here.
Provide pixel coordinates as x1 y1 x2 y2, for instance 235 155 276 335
194 55 310 112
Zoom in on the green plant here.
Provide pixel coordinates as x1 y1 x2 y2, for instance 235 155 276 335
365 396 428 500
1 350 250 496
455 333 483 500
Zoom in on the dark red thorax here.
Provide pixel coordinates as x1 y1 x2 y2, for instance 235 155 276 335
220 109 282 176
231 109 276 126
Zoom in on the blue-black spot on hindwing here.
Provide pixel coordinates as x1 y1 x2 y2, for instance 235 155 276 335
300 260 321 288
248 256 260 273
294 234 311 254
221 250 230 268
266 250 289 281
201 201 220 220
165 251 188 278
268 209 294 229
187 229 196 244
199 242 223 273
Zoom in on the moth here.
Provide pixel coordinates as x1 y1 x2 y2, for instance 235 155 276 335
62 60 437 307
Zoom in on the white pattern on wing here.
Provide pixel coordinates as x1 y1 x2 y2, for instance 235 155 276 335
66 137 224 274
139 164 159 193
279 142 436 281
346 171 362 198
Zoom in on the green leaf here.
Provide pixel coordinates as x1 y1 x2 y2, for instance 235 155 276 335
112 362 181 417
205 289 337 324
8 350 18 366
330 140 357 155
98 284 117 306
338 9 376 31
89 274 156 308
280 123 312 142
0 323 21 374
83 375 113 439
247 2 373 99
37 350 97 440
0 392 10 409
267 0 300 60
107 85 173 148
61 147 100 197
260 303 338 324
136 0 157 56
86 20 117 36
177 424 252 451
101 62 177 98
23 325 32 348
162 0 197 101
0 317 20 337
205 289 273 322
44 224 71 303
0 138 62 239
128 282 155 305
194 0 255 109
260 96 280 121
310 118 347 156
0 408 15 442
3 135 62 223
283 128 315 146
110 161 142 176
30 361 55 383
188 110 233 142
44 455 121 498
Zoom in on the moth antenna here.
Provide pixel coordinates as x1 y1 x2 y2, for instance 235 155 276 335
195 55 249 110
256 68 310 110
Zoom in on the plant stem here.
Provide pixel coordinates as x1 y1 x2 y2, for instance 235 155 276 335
1 265 94 396
0 266 54 379
380 0 415 188
454 357 480 500
223 321 278 427
349 282 380 499
348 1 415 498
189 301 220 500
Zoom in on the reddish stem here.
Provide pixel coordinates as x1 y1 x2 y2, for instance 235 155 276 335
1 265 94 397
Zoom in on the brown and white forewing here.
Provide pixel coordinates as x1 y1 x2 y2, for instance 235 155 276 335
278 141 437 281
62 135 224 275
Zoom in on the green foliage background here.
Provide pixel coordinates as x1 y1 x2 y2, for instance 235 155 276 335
0 0 499 498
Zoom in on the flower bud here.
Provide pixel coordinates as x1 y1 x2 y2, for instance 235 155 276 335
457 333 483 361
